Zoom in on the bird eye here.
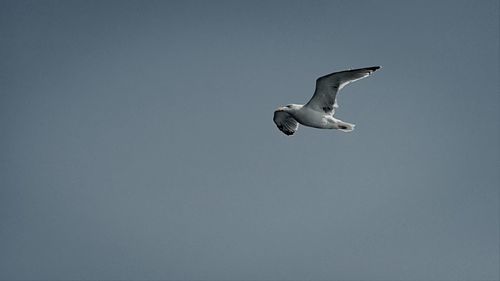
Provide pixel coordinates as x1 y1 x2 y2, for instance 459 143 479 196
286 105 292 108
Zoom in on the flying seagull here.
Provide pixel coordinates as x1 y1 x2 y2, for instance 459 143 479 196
273 66 381 136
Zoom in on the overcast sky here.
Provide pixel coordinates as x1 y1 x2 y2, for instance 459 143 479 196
1 0 499 280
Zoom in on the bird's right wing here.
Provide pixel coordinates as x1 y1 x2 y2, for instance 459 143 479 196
304 66 380 115
273 110 299 136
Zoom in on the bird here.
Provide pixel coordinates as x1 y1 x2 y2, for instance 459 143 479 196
273 66 381 136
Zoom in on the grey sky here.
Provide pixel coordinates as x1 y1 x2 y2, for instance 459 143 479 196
1 0 499 280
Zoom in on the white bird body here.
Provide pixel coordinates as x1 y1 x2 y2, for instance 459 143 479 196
273 66 380 136
278 104 354 131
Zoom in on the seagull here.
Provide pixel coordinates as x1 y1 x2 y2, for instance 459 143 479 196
273 66 381 136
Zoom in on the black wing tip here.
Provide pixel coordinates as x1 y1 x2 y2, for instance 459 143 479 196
367 66 381 71
277 125 295 136
318 66 382 80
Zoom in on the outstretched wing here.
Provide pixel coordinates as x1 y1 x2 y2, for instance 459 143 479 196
304 66 380 115
273 110 299 136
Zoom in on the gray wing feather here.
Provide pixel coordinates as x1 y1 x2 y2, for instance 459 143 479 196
305 66 380 115
273 110 299 136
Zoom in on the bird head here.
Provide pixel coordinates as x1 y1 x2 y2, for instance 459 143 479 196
276 104 298 112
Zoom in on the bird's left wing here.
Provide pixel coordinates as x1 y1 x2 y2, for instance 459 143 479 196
304 66 380 115
273 110 299 136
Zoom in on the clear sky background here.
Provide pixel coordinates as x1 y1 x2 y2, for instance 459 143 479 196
1 0 499 280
